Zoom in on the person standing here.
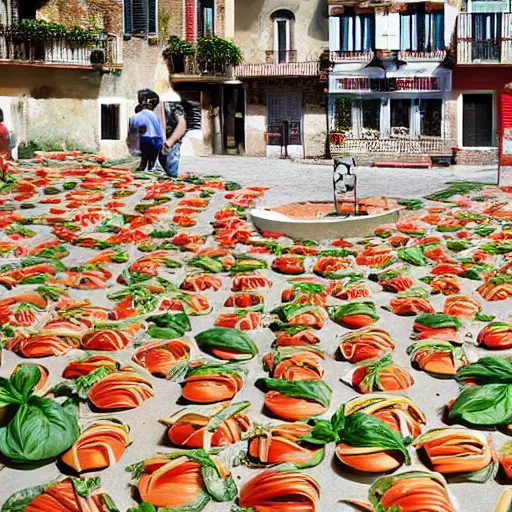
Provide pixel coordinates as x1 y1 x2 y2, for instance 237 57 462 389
157 93 187 178
127 97 164 172
0 109 11 160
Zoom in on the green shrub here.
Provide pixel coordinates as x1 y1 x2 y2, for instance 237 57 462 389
196 35 242 65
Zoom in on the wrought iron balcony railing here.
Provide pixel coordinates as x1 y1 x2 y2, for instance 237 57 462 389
0 32 122 67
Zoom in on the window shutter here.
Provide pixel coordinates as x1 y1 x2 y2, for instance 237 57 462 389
124 0 133 33
132 0 149 33
329 17 341 52
387 12 400 50
148 0 157 34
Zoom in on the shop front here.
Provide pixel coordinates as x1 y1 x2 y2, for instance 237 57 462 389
328 59 452 163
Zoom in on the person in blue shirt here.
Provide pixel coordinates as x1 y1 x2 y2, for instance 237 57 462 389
128 96 164 172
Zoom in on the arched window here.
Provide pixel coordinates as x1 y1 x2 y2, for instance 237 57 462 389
271 10 295 63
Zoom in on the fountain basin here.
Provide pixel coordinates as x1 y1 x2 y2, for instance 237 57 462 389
249 206 402 240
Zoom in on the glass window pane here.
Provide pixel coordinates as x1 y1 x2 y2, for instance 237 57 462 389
420 99 442 136
391 99 411 128
362 100 380 131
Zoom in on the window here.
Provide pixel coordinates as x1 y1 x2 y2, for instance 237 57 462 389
272 10 294 63
391 99 411 128
338 9 374 51
362 100 380 131
101 104 121 140
472 13 501 60
124 0 157 34
400 4 444 52
420 99 442 137
463 94 493 147
198 0 214 38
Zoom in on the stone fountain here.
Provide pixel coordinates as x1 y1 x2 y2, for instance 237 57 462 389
249 158 402 241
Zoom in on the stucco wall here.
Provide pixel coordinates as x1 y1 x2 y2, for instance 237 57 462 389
234 0 328 63
304 105 327 158
25 97 98 151
245 103 267 156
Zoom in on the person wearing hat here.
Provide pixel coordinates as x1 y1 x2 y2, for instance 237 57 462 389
127 93 165 172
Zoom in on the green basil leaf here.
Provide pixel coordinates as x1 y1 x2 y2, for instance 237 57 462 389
415 313 462 330
188 256 225 273
298 419 338 445
207 401 251 432
231 258 267 273
72 476 101 498
196 328 257 359
397 247 428 266
127 503 157 512
340 412 411 464
1 480 58 512
148 312 191 334
257 378 332 409
147 325 183 339
0 396 80 462
456 357 512 384
449 383 512 426
292 282 325 294
328 302 378 322
0 365 41 407
76 367 112 399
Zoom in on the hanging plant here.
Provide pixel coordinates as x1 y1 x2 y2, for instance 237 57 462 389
333 97 353 133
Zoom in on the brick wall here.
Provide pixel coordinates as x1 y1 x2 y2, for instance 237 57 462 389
216 0 225 38
456 149 499 165
160 0 182 38
38 0 123 34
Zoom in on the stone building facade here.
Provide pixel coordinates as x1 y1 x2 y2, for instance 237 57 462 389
233 0 329 158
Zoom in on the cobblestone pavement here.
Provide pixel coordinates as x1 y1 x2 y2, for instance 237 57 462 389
180 155 498 206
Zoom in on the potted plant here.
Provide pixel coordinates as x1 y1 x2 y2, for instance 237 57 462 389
162 35 195 73
196 35 242 75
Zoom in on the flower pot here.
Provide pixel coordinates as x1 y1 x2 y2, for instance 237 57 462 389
90 48 105 65
171 54 185 74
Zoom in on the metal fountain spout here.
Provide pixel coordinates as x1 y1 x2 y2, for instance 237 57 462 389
333 156 358 216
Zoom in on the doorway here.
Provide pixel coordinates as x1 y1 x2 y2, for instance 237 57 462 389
223 85 245 155
463 93 494 147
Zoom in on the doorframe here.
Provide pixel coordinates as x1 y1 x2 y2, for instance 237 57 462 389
458 90 497 148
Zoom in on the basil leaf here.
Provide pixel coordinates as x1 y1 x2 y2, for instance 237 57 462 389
147 325 183 339
0 365 41 407
1 480 57 512
456 357 512 384
415 313 462 330
299 419 338 445
449 383 512 426
257 378 332 408
340 412 411 464
328 302 378 322
292 282 325 294
397 247 428 266
207 401 251 432
231 258 267 273
0 396 80 462
127 504 157 512
76 367 112 399
188 256 225 273
196 328 257 359
72 476 100 498
148 312 191 334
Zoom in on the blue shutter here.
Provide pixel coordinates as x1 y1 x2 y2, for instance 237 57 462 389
148 0 157 34
124 0 133 33
132 0 149 33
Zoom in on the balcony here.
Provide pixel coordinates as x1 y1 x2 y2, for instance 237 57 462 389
330 134 450 156
169 54 235 82
330 50 373 63
457 12 512 64
0 33 122 68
